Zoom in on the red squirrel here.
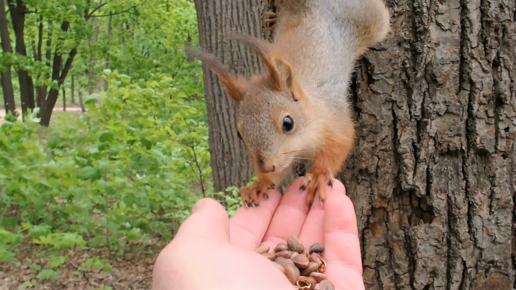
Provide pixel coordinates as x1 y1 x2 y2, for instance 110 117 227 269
187 0 390 207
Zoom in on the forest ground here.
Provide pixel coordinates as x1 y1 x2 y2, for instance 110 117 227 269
0 107 84 126
0 109 164 290
0 241 161 290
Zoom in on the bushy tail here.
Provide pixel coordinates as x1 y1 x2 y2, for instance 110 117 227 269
351 0 391 54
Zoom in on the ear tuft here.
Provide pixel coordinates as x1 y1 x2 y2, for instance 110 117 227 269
185 46 246 103
227 32 282 91
272 56 304 102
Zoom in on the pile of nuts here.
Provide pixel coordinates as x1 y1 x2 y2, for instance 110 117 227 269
255 235 335 290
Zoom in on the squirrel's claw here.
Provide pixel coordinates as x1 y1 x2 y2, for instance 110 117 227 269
300 170 334 207
264 0 281 32
239 179 274 208
326 170 335 187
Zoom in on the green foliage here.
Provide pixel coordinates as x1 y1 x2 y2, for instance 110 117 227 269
0 228 22 262
0 68 226 279
0 0 248 286
79 256 112 273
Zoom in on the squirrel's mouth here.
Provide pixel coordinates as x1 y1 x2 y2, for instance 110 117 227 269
274 160 291 174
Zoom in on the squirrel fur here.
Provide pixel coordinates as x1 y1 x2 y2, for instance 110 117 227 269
187 0 391 207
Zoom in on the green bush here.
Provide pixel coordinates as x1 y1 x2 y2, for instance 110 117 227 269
0 71 245 280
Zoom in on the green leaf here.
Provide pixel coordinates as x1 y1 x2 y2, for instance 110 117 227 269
36 269 60 280
99 131 115 143
84 95 99 105
78 166 101 181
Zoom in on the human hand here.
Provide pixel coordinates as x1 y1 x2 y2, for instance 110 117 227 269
152 178 364 290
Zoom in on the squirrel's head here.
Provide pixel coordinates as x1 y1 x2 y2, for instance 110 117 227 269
186 33 313 175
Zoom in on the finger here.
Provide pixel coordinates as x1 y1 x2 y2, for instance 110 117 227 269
175 198 230 243
323 193 364 290
261 178 310 249
298 180 346 252
229 188 282 250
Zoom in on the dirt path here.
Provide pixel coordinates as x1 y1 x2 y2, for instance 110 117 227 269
0 107 85 125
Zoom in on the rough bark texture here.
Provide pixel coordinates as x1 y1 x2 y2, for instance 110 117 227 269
339 0 516 289
192 0 275 191
8 0 35 114
195 0 516 288
0 0 15 114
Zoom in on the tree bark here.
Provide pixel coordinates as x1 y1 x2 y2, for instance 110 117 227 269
71 74 75 104
192 0 274 191
7 0 35 115
87 7 100 95
62 86 66 111
35 17 50 109
104 12 112 91
0 0 15 115
78 88 85 113
194 0 516 289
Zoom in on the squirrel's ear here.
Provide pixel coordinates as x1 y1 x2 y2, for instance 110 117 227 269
185 47 246 104
227 33 282 92
273 56 305 102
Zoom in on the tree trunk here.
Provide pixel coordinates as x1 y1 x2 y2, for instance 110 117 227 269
7 0 35 115
39 19 78 127
62 86 66 111
35 17 49 109
103 12 112 91
194 0 516 289
193 0 274 191
71 74 75 104
0 0 15 115
87 11 100 95
78 88 85 113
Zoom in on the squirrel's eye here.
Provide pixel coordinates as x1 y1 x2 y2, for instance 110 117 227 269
282 115 294 133
237 131 242 140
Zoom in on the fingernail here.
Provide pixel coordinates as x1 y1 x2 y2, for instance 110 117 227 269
192 199 207 214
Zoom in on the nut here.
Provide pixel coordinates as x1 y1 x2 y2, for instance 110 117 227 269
254 244 270 254
284 264 300 285
319 280 335 290
274 243 288 252
275 250 292 259
287 235 305 254
262 252 276 261
309 243 324 254
272 262 285 274
290 252 299 260
301 262 319 276
291 253 309 269
296 276 316 290
318 256 327 273
309 253 322 267
275 257 295 269
310 272 328 283
268 238 335 289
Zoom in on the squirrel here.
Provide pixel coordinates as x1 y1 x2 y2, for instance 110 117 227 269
187 0 390 207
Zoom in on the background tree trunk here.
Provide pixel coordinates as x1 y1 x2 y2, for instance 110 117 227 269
194 0 516 289
62 86 66 111
71 74 75 104
193 0 275 192
8 0 35 115
0 0 15 115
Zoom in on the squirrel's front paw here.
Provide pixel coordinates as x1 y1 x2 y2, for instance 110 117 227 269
240 181 275 207
264 0 281 31
300 170 335 206
264 11 278 31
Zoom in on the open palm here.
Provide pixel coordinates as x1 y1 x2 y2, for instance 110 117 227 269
152 178 364 290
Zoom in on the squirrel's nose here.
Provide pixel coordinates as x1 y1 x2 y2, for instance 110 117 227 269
257 157 276 173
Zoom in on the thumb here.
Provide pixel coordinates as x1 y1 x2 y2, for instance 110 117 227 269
175 198 230 243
